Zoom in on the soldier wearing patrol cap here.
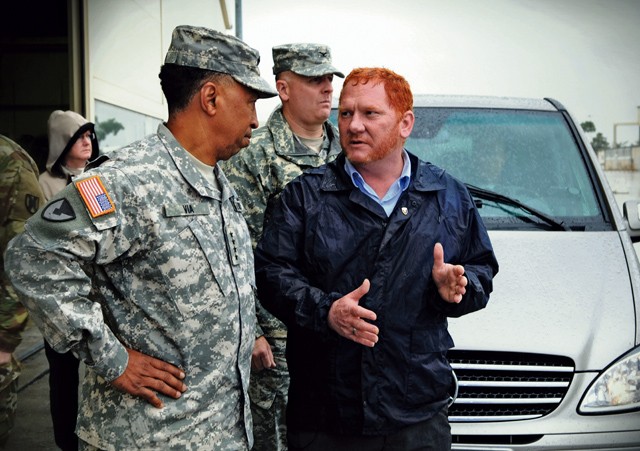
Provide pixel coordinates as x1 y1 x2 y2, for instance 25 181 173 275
223 43 343 451
0 134 45 446
5 25 276 450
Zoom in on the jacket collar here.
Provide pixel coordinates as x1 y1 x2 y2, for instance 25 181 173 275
410 152 448 192
321 151 447 193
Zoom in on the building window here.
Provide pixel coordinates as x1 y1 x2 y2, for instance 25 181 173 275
94 100 162 153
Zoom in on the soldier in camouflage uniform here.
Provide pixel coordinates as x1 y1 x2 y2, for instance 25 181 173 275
224 43 344 451
0 134 45 446
4 26 276 450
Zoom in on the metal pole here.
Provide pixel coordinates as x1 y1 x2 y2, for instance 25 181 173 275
236 0 242 39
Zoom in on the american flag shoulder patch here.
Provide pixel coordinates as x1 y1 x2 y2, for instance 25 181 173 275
75 175 116 218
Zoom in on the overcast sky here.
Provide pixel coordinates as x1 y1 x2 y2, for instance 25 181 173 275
242 0 640 146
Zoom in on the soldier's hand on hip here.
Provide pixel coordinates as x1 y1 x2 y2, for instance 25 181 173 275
111 348 187 408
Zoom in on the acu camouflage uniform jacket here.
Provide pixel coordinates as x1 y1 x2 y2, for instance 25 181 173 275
0 135 44 387
224 105 341 341
5 124 256 450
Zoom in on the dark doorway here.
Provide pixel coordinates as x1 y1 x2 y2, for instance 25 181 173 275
0 1 80 172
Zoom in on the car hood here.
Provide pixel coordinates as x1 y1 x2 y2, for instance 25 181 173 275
448 231 637 371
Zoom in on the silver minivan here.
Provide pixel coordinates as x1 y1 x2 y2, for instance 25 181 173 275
397 95 640 449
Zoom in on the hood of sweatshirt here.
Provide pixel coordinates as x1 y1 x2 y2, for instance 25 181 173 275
46 110 100 174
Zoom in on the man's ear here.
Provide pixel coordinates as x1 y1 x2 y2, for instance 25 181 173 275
399 110 415 139
276 79 289 102
200 81 218 116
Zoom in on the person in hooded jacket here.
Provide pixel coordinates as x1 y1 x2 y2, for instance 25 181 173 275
39 110 100 201
39 110 99 451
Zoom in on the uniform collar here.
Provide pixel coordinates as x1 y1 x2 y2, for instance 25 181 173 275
158 123 233 201
267 105 341 159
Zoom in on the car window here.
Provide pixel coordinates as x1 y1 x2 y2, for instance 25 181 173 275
407 108 601 221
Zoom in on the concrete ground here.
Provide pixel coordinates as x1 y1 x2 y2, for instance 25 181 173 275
3 319 57 450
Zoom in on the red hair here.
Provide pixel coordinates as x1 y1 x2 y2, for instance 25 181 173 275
339 67 413 115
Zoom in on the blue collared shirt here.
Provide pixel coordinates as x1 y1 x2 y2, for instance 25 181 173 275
344 150 412 216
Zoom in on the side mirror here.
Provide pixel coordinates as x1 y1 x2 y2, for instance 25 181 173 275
623 200 640 243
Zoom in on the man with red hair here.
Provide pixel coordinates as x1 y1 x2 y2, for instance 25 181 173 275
255 67 498 450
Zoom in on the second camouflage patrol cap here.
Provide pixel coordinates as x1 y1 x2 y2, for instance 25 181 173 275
272 43 344 78
164 25 277 98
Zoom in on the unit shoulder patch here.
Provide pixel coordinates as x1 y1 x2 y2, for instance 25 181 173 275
42 198 76 222
25 194 40 214
75 175 116 218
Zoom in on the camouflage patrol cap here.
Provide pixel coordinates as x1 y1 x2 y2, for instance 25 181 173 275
272 43 344 78
164 25 277 98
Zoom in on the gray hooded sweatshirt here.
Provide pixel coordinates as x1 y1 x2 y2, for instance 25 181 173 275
39 110 99 200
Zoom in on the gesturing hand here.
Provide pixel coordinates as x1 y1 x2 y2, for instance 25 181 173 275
432 242 467 304
111 348 187 408
328 279 379 347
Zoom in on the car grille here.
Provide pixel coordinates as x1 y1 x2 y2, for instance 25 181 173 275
447 350 575 422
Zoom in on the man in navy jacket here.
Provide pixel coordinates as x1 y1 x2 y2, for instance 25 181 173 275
255 67 499 450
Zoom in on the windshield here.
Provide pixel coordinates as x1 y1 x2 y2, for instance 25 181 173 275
407 107 607 229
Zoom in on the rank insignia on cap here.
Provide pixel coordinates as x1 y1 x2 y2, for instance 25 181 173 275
75 175 115 218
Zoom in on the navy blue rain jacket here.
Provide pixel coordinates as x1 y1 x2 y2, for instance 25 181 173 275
255 152 499 435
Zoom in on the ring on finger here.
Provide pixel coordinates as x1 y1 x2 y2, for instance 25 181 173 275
352 327 357 335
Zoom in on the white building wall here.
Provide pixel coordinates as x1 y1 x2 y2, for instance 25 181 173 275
85 0 234 150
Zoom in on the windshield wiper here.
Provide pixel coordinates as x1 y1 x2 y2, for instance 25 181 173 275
466 184 570 231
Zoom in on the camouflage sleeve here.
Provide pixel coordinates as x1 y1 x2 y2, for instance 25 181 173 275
0 150 45 352
4 169 133 381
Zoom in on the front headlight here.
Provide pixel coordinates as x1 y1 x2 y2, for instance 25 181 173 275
579 346 640 414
